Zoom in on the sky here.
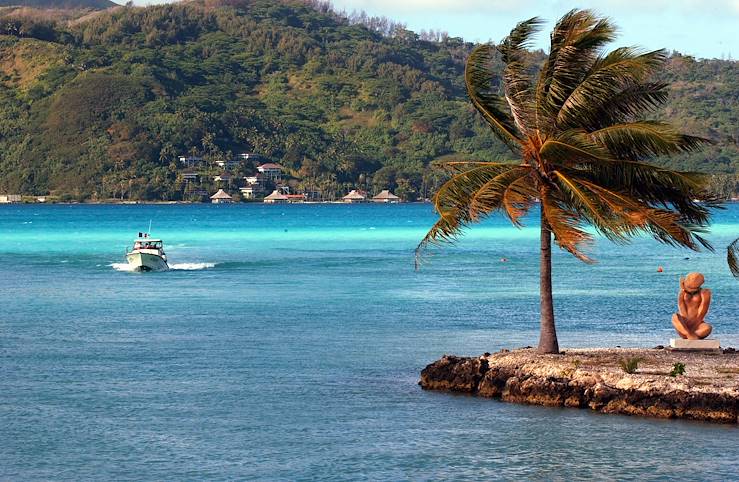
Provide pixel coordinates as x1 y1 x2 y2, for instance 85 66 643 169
329 0 738 59
129 0 738 59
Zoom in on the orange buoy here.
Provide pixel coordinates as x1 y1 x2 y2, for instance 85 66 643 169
657 266 664 272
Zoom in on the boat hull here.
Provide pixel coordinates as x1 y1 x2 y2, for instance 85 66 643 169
125 251 169 272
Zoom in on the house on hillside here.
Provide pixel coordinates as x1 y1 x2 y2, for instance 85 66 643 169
182 171 199 181
178 155 204 167
238 152 262 162
342 190 367 203
239 183 264 200
263 190 288 204
257 163 283 182
210 189 233 204
243 173 264 185
215 159 241 170
214 172 233 184
371 190 401 203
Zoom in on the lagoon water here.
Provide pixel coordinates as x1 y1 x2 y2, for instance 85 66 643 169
1 203 738 479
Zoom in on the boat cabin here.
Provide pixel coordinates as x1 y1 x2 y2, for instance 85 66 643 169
133 239 163 251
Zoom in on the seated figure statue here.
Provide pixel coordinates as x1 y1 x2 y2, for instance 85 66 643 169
671 272 712 340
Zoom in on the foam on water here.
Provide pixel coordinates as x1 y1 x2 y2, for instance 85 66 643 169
110 262 136 271
168 262 216 270
110 262 216 271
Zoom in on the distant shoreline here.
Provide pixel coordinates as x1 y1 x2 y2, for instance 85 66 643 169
0 199 435 205
3 200 737 206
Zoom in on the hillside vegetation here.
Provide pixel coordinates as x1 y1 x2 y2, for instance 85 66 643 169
0 0 737 201
0 0 116 10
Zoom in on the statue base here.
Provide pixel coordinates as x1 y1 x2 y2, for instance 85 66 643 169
669 338 721 352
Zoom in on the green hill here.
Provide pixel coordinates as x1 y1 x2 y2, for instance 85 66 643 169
0 0 736 201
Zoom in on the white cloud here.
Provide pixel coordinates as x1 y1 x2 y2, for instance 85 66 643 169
563 0 739 15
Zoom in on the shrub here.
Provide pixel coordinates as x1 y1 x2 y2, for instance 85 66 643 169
669 362 686 377
619 357 643 374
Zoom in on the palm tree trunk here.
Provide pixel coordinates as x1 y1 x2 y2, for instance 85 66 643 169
538 210 559 354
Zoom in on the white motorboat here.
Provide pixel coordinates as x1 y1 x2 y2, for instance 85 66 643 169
125 232 169 272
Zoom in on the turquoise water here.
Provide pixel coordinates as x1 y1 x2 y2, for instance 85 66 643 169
1 203 737 479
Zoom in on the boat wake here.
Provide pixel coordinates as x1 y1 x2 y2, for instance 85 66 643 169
169 262 217 270
110 262 216 271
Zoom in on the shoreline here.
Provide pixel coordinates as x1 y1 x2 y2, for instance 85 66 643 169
420 348 739 424
2 199 738 206
0 200 433 205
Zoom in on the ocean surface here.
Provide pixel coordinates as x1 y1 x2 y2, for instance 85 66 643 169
1 202 737 480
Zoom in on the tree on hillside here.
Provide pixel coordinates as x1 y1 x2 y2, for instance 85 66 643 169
417 10 718 353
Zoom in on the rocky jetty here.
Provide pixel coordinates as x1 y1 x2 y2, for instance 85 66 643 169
420 348 739 424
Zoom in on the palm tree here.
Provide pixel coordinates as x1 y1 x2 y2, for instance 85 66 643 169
417 10 718 354
729 237 739 279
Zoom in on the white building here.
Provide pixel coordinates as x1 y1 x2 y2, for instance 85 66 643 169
243 173 265 185
257 163 283 182
214 172 233 183
178 155 204 167
215 159 241 170
239 183 264 200
0 194 21 204
238 153 262 161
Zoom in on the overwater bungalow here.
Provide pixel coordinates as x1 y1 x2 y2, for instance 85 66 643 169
210 189 233 204
286 194 306 203
342 190 367 203
264 190 289 204
371 190 400 203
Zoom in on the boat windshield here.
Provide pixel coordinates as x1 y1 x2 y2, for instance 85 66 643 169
134 240 163 250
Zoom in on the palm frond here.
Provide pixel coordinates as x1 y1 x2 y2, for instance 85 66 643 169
415 163 522 265
555 48 666 130
540 130 612 164
587 121 709 160
467 166 533 223
541 193 594 262
498 17 543 134
561 82 669 130
728 238 739 279
551 170 635 243
541 11 618 125
465 44 522 153
501 172 538 225
568 157 717 225
574 178 712 251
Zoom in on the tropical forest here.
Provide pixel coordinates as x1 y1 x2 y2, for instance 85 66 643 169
0 0 737 201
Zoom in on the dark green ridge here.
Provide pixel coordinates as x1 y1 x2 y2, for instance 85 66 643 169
0 0 736 200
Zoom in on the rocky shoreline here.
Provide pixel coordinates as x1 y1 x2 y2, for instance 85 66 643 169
420 348 739 424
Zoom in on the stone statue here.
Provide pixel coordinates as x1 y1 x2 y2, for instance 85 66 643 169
671 272 712 340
